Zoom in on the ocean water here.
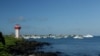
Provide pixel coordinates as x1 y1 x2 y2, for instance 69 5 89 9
31 36 100 56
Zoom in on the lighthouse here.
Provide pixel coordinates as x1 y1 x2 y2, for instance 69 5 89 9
14 24 21 38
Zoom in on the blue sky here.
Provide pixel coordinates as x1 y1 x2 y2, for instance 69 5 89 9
0 0 100 35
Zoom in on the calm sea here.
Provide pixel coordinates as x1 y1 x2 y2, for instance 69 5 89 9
30 36 100 56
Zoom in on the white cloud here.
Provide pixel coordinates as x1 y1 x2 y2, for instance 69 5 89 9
8 16 26 23
19 16 24 21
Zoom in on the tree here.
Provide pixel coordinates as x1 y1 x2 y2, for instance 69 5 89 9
0 32 5 45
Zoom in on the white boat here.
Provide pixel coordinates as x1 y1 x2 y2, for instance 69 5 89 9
63 36 68 38
73 35 83 39
22 36 30 39
49 36 56 38
31 36 41 39
42 36 47 38
53 36 62 39
83 34 93 38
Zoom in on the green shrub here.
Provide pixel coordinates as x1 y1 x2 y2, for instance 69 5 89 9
0 35 22 56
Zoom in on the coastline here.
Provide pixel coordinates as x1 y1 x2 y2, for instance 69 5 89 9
1 36 100 56
0 35 60 56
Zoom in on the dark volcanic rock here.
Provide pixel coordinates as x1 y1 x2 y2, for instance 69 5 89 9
7 40 51 55
34 52 58 56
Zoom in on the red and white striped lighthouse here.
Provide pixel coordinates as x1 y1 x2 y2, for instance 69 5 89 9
14 24 21 38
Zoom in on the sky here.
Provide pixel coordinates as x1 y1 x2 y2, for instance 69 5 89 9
0 0 100 35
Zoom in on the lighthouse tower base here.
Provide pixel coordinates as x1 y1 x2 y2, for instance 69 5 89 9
15 29 20 38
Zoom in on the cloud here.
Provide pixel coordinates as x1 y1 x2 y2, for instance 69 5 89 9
7 16 49 25
33 16 49 22
19 16 24 21
8 16 26 24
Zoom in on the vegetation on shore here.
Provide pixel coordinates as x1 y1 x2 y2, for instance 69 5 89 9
0 35 58 56
0 35 22 56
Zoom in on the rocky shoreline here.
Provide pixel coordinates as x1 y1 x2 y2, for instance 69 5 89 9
7 40 61 56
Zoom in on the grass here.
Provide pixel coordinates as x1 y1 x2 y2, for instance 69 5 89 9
4 36 21 45
0 35 21 56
